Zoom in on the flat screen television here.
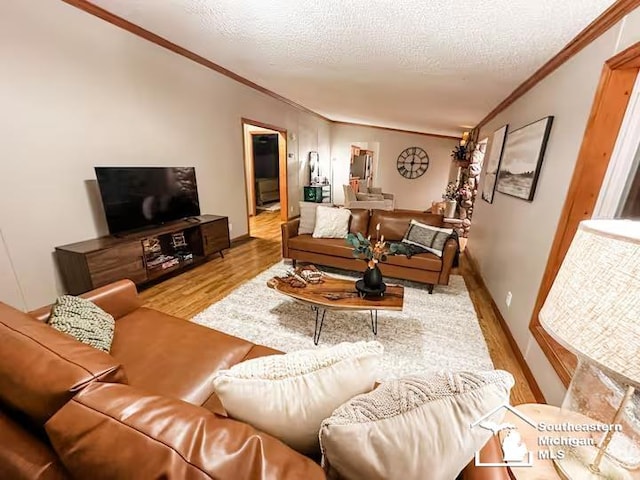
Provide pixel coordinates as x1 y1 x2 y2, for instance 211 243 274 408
95 167 200 235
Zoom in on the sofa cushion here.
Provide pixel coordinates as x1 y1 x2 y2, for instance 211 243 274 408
402 219 454 257
386 251 442 272
0 409 69 480
319 371 514 480
312 206 350 239
0 302 127 426
298 201 325 235
368 210 444 241
48 295 115 352
45 382 325 480
348 209 370 235
289 235 355 259
110 307 256 408
212 341 383 455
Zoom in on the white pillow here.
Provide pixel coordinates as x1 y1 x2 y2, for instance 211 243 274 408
298 201 324 235
312 206 351 239
319 370 514 480
212 341 383 455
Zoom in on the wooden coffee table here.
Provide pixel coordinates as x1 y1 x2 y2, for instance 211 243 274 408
267 273 404 345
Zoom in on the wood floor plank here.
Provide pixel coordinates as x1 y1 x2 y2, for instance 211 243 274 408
140 210 537 404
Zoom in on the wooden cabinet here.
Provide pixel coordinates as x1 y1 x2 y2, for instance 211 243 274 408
87 241 146 288
56 215 230 295
201 217 230 256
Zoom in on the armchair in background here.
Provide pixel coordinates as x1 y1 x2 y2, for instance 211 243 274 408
343 185 394 210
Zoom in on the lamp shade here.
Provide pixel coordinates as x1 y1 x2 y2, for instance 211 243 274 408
539 219 640 385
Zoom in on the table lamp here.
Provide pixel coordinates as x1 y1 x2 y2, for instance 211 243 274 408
540 219 640 479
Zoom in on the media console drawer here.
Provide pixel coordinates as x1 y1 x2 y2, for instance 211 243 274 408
56 214 229 295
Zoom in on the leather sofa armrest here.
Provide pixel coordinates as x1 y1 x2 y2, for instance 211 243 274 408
45 382 325 480
460 436 510 480
282 218 300 258
438 236 459 285
29 279 142 322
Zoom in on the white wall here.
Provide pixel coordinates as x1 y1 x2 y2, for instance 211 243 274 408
0 1 331 310
469 12 640 405
330 124 459 209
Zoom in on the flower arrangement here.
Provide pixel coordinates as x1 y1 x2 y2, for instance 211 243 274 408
451 145 469 162
442 182 459 201
346 224 401 269
458 182 474 201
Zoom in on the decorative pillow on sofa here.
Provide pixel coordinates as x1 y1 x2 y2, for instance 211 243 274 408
298 201 327 235
319 370 514 480
312 205 351 239
212 341 384 455
48 295 115 353
402 219 453 257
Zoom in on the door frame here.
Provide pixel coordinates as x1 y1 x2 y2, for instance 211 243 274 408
241 118 289 230
529 42 640 386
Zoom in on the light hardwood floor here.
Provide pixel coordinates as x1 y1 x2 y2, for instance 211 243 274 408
141 211 537 405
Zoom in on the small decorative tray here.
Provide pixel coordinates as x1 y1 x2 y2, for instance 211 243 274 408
274 265 325 288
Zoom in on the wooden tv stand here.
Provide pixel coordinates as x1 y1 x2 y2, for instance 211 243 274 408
56 215 230 295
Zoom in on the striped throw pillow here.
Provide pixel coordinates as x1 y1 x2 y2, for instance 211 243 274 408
402 219 453 257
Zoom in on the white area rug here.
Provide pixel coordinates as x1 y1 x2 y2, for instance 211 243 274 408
192 262 493 380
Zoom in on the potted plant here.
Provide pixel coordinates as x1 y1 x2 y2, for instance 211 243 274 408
346 224 402 291
442 182 459 218
451 145 470 167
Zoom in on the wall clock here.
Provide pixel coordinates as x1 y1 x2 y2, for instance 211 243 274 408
397 147 429 179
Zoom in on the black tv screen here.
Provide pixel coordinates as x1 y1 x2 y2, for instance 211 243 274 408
95 167 200 234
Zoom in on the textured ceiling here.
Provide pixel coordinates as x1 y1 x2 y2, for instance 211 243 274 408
89 0 615 136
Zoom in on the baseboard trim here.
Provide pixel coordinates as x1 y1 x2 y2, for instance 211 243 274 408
465 248 546 404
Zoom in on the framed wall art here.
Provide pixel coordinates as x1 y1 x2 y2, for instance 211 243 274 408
496 116 554 201
481 125 508 203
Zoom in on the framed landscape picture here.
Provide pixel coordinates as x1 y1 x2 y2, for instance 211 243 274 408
481 125 508 203
496 116 554 201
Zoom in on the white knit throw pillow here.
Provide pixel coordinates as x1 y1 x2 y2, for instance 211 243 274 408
320 370 514 480
312 206 350 238
212 341 383 455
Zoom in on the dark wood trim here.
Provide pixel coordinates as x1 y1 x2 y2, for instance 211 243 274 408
332 120 461 140
477 0 640 129
240 118 287 134
61 0 328 122
465 248 546 403
528 41 640 387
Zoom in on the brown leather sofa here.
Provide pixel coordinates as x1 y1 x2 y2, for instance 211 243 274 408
282 209 458 292
0 280 508 480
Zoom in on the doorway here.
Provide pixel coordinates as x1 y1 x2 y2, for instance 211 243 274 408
241 119 288 237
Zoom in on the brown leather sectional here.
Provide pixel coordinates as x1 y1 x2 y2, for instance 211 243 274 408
282 209 459 292
0 280 508 480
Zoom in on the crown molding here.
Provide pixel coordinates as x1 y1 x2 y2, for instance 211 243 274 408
61 0 462 140
476 0 640 130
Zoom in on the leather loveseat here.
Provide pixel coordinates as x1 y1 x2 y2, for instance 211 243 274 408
0 280 508 480
282 209 458 293
0 280 323 480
